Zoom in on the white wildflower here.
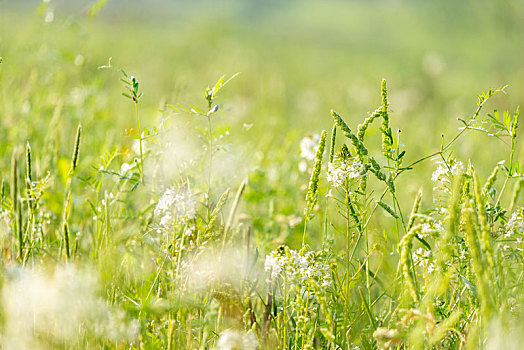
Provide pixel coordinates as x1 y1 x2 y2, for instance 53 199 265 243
432 160 463 182
427 262 437 274
420 220 444 238
506 210 524 237
326 159 363 188
451 161 464 175
290 249 308 270
300 134 320 161
120 163 133 175
327 162 346 188
155 188 196 220
413 248 431 266
183 227 193 237
160 214 172 228
155 188 177 216
264 251 286 279
431 163 448 182
265 248 332 288
172 191 196 219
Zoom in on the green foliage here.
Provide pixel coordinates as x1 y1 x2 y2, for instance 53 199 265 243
4 68 524 348
0 3 523 349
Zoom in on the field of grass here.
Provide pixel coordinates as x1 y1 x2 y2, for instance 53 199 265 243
0 0 524 348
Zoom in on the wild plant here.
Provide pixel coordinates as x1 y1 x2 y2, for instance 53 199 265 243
1 60 523 350
121 70 145 183
262 80 523 349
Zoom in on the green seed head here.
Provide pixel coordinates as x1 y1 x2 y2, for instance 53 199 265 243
70 124 82 175
337 144 351 162
25 141 32 187
511 106 519 139
305 130 327 217
329 124 337 163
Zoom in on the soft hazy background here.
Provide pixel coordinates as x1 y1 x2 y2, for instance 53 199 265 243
1 0 523 233
2 1 523 147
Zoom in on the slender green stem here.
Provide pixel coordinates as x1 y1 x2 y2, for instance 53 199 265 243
300 277 312 350
206 115 214 219
322 197 329 249
399 93 494 174
496 136 515 207
302 217 308 247
283 272 288 349
343 179 352 343
135 102 144 183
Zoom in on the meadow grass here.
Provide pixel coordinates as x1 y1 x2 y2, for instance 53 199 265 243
0 69 522 348
0 2 524 349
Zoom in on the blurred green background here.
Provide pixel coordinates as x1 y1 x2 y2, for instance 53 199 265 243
1 0 523 243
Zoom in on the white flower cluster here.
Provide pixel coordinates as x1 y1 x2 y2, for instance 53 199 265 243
155 187 196 223
431 164 447 182
413 248 437 274
504 210 524 242
159 214 172 228
155 188 176 215
264 248 332 288
432 160 464 212
419 220 444 239
326 158 364 188
432 160 464 183
264 250 287 279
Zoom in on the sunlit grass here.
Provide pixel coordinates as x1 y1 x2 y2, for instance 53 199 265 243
0 1 523 349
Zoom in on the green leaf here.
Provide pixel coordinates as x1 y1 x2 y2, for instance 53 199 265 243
503 111 511 130
211 75 226 99
189 105 205 114
460 275 477 298
86 0 109 18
